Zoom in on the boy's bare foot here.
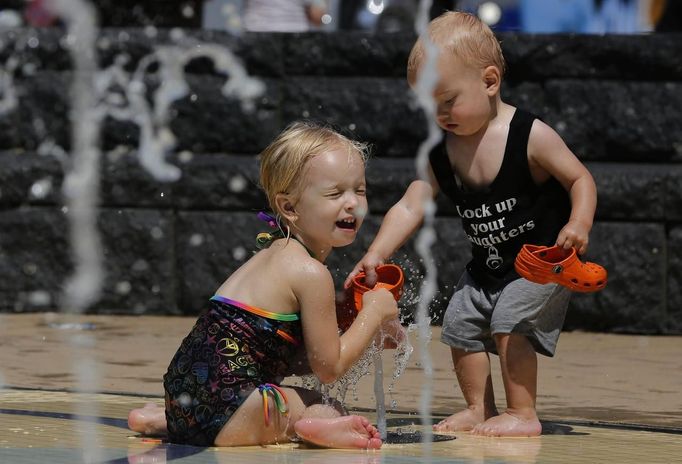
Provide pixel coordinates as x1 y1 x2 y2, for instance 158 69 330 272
128 403 168 436
433 407 495 433
471 411 541 437
294 415 383 449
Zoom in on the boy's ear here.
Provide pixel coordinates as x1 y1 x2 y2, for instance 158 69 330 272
275 193 297 222
483 65 501 96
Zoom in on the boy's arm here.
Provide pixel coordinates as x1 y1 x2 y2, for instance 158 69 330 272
344 169 439 288
528 119 597 254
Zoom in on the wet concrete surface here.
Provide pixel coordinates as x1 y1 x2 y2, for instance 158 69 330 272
1 312 680 430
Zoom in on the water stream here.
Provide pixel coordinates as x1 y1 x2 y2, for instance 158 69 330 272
411 0 444 457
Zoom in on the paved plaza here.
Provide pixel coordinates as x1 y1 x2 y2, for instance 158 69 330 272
1 313 680 463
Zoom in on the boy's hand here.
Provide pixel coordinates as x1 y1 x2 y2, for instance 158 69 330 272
556 219 591 255
344 250 384 288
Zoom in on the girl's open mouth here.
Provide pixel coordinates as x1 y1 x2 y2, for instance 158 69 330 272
336 218 356 230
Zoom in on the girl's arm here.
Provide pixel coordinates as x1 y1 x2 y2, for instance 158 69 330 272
294 261 398 384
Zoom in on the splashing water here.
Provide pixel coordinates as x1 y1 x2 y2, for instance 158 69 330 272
42 2 263 315
301 322 413 422
101 40 264 182
50 0 103 314
412 0 443 458
0 54 18 115
45 1 103 461
373 345 387 438
373 320 408 439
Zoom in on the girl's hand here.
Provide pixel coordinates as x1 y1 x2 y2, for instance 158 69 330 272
556 219 591 255
344 250 385 288
361 288 399 323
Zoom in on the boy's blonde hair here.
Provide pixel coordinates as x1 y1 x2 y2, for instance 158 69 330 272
407 11 506 83
259 121 368 215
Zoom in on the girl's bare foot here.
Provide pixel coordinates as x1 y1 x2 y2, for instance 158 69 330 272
128 403 168 436
471 411 541 437
294 415 383 449
433 406 496 433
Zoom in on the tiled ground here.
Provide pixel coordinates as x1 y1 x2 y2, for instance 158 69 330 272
1 313 681 463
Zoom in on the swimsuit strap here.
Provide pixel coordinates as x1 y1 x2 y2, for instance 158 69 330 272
255 211 315 258
258 383 289 426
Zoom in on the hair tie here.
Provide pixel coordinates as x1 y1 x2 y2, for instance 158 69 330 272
257 211 278 228
256 211 288 249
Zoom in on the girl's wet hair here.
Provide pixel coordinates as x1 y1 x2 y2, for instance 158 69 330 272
259 121 368 215
407 11 506 84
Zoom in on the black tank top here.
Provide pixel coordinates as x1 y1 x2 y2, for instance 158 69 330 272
429 109 571 289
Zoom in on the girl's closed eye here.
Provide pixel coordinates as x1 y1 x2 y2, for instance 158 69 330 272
325 190 343 198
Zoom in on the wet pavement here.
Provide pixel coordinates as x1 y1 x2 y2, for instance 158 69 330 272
1 312 681 463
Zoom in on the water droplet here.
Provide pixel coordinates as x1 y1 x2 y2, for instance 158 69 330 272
30 178 53 199
28 290 51 306
178 151 194 163
116 281 132 295
229 175 247 192
182 4 195 18
22 263 38 276
170 28 185 42
22 62 37 75
189 234 204 246
233 246 247 261
178 392 192 407
150 227 164 240
132 259 149 272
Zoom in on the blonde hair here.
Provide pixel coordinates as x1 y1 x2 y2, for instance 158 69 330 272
259 121 368 216
407 11 506 83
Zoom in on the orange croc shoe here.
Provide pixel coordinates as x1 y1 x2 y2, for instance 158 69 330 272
514 244 607 293
352 264 405 311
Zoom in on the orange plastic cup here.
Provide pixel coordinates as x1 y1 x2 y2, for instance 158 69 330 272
351 264 404 311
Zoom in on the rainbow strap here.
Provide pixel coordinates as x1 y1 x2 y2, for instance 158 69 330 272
259 383 289 426
210 295 299 322
210 295 300 346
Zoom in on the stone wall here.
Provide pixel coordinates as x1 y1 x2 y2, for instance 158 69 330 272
0 28 681 333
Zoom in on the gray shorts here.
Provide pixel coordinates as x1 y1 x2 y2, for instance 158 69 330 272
440 271 571 357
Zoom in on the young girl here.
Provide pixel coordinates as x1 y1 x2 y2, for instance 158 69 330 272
128 121 398 449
